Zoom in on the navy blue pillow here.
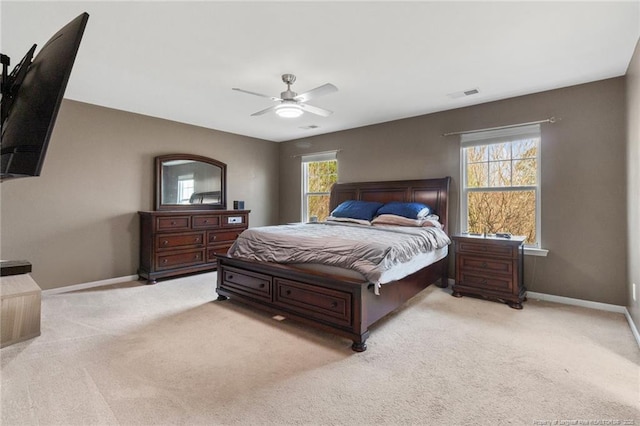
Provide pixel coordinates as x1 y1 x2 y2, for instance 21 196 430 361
331 200 384 221
376 202 431 219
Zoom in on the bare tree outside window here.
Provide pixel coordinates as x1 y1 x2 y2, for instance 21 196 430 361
463 136 539 245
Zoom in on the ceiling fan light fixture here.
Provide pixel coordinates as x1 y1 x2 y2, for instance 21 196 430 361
275 104 303 118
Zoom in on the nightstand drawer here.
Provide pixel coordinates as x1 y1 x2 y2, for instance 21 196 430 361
459 271 513 291
458 255 513 276
457 241 516 257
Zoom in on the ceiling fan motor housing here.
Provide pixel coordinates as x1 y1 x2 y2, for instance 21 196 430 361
281 74 297 99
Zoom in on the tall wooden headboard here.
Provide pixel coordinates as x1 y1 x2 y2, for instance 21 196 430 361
329 177 451 234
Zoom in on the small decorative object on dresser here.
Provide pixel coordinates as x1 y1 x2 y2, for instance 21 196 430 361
451 234 526 309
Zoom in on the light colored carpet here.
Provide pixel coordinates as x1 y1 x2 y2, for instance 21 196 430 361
1 272 638 425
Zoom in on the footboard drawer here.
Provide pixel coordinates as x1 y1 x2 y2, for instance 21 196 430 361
274 278 352 327
221 266 272 300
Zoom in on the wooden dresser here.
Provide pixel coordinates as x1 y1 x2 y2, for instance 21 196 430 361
451 234 526 309
138 210 249 283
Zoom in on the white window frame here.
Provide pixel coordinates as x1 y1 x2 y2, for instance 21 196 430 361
301 151 338 222
460 124 547 256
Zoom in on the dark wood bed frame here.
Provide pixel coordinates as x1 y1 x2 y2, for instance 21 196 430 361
215 177 451 352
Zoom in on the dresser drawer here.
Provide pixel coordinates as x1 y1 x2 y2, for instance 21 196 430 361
192 215 221 229
457 241 516 257
459 271 513 291
457 255 513 276
221 267 271 300
207 245 232 261
222 214 248 228
208 230 243 244
156 216 191 231
156 249 205 270
274 279 352 327
156 232 205 250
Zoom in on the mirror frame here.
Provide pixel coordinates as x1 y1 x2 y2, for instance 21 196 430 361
155 153 227 211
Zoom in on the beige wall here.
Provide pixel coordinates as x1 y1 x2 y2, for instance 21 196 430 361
627 39 640 330
0 100 279 290
279 78 628 305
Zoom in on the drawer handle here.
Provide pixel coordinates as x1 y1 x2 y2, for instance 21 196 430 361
212 235 217 240
481 262 488 268
286 290 291 296
480 279 487 285
171 221 176 225
194 238 200 242
204 219 209 224
162 240 168 246
259 283 265 288
194 255 199 259
228 274 234 280
162 259 168 264
330 301 338 308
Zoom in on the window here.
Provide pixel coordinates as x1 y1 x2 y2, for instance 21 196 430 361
460 124 541 248
177 174 195 204
301 152 338 222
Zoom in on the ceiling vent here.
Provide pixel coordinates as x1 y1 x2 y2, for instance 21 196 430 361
447 88 480 99
299 125 319 130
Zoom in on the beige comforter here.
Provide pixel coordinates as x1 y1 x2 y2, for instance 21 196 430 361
227 222 451 284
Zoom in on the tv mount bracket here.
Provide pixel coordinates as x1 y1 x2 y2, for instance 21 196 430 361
1 45 36 129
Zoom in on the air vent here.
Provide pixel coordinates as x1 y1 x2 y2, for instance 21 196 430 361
299 125 319 130
447 88 480 99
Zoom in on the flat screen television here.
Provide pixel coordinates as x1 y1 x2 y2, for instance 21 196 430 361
0 12 89 181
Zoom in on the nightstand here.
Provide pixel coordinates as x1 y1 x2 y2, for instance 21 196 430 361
451 234 526 309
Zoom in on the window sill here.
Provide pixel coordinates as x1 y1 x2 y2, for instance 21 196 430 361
525 247 548 257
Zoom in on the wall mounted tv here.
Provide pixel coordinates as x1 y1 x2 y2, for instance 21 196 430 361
0 12 89 181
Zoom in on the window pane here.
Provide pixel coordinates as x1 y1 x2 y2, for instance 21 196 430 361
489 143 510 161
306 195 331 222
466 146 488 163
513 159 537 186
307 160 337 193
489 161 511 187
512 138 538 159
467 190 537 245
467 163 488 187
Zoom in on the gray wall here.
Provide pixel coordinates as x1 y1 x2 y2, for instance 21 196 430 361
279 78 628 306
627 39 640 331
0 100 279 290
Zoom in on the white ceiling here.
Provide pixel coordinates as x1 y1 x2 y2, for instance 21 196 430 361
2 1 639 142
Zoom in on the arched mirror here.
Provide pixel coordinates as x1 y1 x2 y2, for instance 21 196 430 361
155 154 226 210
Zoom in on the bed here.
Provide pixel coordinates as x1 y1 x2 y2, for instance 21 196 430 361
215 177 451 351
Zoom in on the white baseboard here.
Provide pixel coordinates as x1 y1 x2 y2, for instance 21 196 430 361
527 291 639 348
624 308 640 348
526 291 626 313
42 274 139 295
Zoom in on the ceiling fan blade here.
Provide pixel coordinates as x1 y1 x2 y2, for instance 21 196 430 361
250 105 278 116
293 83 338 103
298 103 333 117
233 88 281 101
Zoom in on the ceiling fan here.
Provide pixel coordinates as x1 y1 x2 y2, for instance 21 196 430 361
233 74 337 118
